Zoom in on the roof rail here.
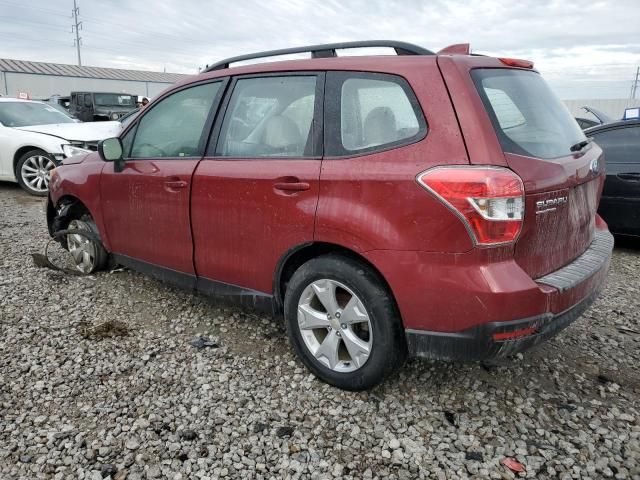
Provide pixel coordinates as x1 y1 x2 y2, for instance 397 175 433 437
204 40 435 72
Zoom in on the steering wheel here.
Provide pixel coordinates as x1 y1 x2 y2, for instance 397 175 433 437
136 143 166 157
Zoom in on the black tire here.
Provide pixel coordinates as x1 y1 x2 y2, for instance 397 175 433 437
15 149 56 197
65 214 109 273
284 254 407 390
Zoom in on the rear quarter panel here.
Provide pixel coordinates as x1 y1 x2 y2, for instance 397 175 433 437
436 55 508 167
315 58 472 253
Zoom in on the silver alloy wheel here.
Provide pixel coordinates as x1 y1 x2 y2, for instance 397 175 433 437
297 279 373 373
20 154 55 193
66 220 98 273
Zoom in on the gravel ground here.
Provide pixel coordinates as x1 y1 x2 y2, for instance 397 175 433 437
0 183 639 480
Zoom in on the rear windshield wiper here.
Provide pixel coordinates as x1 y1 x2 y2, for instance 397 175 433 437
570 138 592 152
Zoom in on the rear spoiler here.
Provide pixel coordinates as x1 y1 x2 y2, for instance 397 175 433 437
437 43 471 55
437 43 534 68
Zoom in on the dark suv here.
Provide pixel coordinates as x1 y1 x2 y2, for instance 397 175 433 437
69 91 136 122
47 41 613 390
586 119 640 236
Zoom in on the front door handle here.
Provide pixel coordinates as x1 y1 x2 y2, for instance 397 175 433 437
273 181 310 192
617 173 640 182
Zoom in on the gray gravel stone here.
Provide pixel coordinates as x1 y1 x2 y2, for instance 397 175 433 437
124 438 140 451
1 185 639 479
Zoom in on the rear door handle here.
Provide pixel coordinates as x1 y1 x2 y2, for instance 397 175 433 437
273 181 310 192
165 179 188 189
617 173 640 182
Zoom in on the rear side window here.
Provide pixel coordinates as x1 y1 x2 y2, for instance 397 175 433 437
591 126 640 164
472 69 586 159
325 72 426 156
215 76 319 158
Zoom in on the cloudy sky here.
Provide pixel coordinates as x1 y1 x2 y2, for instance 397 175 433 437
1 0 639 99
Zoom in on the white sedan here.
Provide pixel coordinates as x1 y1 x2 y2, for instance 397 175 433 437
0 98 121 195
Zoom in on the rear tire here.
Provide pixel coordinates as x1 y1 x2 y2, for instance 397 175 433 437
65 214 108 273
16 149 56 196
284 254 406 390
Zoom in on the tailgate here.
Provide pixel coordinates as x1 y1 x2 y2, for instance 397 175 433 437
507 149 604 277
467 65 605 277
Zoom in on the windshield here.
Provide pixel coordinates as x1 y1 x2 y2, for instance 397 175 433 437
472 69 586 159
0 101 75 127
94 93 135 107
44 101 75 118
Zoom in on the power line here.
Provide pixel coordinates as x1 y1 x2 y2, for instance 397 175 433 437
0 0 70 17
71 0 82 66
0 31 201 64
0 17 199 57
0 0 210 47
0 16 69 31
631 67 640 99
0 32 78 48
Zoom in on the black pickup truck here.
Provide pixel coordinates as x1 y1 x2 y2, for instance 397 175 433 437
69 91 136 122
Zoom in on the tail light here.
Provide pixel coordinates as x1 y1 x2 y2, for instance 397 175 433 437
417 166 525 246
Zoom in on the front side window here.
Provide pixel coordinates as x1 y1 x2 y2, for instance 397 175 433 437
325 72 426 156
130 82 221 158
119 108 140 130
592 126 640 164
121 123 137 158
216 76 318 157
472 69 586 159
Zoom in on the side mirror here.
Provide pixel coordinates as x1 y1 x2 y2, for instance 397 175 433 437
98 137 125 172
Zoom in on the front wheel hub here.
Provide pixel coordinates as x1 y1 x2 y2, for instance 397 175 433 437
66 220 98 273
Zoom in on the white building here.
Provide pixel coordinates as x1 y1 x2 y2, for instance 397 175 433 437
0 58 188 99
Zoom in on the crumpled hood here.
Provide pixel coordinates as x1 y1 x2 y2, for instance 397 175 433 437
62 152 92 165
15 121 121 141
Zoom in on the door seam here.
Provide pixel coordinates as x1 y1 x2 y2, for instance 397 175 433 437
313 71 327 241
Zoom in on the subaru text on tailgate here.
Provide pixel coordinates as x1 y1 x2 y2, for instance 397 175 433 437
46 41 613 390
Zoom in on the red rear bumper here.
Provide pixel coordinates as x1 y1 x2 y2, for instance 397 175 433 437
366 227 613 360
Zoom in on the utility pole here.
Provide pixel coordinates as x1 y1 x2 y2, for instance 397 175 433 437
631 66 640 100
71 0 82 66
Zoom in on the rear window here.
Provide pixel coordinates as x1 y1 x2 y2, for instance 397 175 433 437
472 69 586 159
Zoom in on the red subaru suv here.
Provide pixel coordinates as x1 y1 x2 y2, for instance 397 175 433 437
47 41 613 390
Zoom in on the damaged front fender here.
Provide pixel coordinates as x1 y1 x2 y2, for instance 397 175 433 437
47 194 78 240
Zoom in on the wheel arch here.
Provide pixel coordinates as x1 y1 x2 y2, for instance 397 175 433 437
13 146 48 174
273 242 400 320
48 194 94 235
